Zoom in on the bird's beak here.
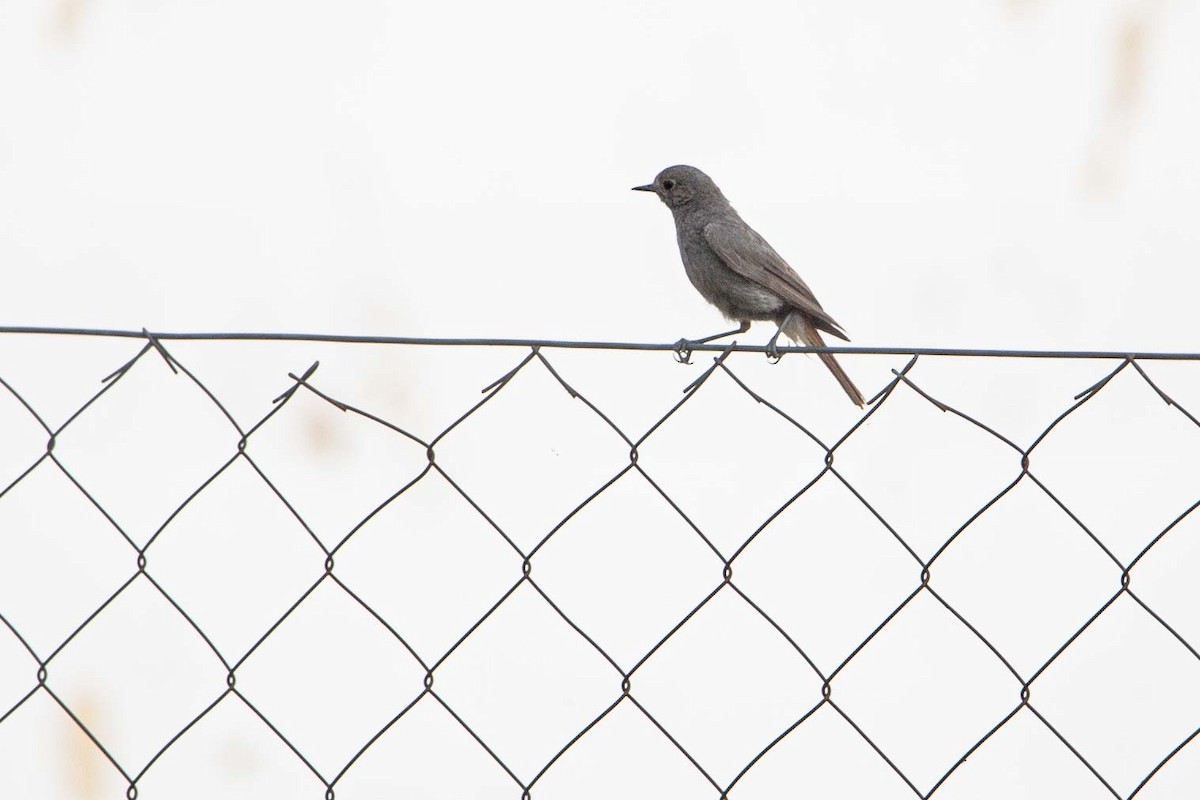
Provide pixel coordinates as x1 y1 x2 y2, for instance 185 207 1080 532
631 184 657 193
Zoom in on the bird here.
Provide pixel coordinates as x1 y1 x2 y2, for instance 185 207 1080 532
633 164 865 407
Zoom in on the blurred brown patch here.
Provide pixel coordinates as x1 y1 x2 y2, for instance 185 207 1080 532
61 692 106 798
48 0 86 43
305 409 341 455
1002 0 1038 16
1082 7 1157 197
1113 13 1147 111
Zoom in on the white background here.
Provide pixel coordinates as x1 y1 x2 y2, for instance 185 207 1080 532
1 1 1199 798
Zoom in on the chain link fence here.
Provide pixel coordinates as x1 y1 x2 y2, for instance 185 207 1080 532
1 328 1198 798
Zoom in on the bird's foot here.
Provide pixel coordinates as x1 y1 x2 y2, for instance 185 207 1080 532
765 337 784 364
672 338 694 364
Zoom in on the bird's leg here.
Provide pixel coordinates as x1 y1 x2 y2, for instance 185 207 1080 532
765 319 787 363
673 321 751 364
693 320 752 344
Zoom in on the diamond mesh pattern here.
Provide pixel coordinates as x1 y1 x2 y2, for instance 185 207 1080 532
1 328 1198 799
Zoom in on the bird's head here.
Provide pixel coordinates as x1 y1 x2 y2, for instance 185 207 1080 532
632 165 725 210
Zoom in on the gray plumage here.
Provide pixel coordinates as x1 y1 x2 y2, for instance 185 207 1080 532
634 164 865 407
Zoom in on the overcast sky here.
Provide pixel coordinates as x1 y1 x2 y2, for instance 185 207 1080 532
1 0 1197 349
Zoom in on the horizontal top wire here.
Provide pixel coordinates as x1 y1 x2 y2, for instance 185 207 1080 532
1 326 1199 360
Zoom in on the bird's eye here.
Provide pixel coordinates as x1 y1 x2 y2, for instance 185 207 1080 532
662 179 675 190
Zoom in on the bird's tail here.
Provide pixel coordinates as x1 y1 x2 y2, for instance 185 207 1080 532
784 316 866 408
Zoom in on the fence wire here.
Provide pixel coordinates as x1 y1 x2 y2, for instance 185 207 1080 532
1 327 1198 798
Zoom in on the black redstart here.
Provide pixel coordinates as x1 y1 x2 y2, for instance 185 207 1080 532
634 164 865 407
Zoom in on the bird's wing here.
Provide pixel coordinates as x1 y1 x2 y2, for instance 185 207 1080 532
704 220 850 340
